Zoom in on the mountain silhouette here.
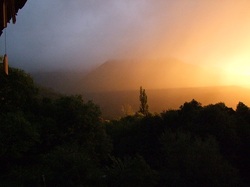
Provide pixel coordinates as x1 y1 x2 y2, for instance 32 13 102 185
78 58 222 92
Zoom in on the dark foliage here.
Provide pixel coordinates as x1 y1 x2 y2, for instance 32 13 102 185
0 67 249 186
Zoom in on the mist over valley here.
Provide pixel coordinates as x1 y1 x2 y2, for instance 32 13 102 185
32 58 250 118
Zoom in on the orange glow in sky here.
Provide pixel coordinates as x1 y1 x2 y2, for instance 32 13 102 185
2 0 250 90
150 1 250 88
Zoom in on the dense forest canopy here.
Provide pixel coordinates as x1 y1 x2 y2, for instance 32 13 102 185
0 67 249 186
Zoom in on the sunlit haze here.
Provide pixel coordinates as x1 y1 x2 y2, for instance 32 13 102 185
1 0 250 88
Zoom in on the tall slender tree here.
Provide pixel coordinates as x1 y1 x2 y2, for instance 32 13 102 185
139 86 149 115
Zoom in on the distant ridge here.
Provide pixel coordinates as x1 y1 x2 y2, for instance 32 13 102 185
82 86 250 119
78 58 222 92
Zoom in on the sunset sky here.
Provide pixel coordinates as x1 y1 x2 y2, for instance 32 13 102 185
1 0 250 87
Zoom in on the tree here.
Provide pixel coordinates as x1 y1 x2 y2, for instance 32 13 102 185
0 66 38 113
105 155 158 187
139 86 149 115
160 131 240 187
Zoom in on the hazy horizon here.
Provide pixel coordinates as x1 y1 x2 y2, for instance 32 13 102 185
1 0 250 88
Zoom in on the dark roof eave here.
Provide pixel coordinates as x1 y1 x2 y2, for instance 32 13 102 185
0 0 27 35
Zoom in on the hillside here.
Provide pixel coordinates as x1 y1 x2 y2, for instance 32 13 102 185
1 66 249 186
31 71 88 94
29 59 250 119
82 86 250 119
77 58 223 92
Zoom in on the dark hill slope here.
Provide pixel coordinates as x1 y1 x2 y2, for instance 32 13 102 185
31 71 88 94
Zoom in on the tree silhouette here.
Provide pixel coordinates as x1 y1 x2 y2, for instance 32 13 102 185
139 86 149 115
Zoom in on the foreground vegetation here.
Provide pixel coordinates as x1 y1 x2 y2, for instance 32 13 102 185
0 67 249 186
